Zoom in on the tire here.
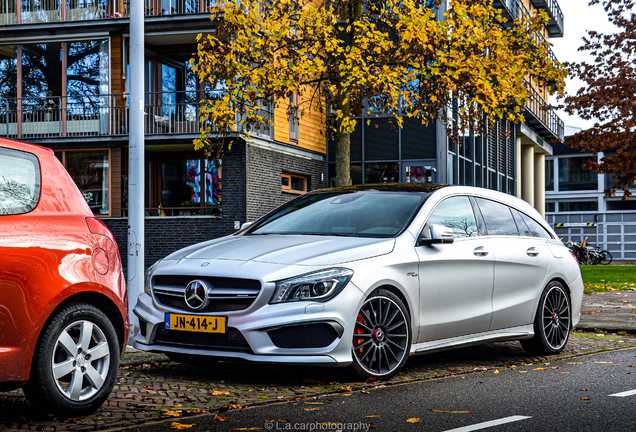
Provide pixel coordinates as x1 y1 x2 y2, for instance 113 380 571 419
599 250 613 265
23 303 120 416
520 281 571 356
351 289 411 380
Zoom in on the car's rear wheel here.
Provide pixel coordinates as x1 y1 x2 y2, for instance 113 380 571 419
24 303 120 416
351 289 411 380
521 281 571 355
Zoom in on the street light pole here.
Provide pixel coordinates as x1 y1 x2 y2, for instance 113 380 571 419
127 0 145 338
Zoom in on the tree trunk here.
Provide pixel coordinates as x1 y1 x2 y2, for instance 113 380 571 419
334 128 352 186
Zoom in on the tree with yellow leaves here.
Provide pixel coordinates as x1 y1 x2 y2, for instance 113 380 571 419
193 0 566 186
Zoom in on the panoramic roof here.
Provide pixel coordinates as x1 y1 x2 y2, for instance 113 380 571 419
312 183 448 194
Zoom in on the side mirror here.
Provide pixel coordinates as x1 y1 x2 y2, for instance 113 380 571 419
417 224 455 247
241 222 253 230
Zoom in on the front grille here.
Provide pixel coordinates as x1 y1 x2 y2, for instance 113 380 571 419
268 323 339 349
153 275 262 313
154 327 252 352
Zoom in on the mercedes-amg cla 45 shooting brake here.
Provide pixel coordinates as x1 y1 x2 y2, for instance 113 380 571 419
134 184 582 379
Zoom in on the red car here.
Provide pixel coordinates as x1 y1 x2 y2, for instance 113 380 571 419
0 138 128 415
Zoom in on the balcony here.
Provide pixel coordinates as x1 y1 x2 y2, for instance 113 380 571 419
523 81 564 142
494 0 563 38
0 0 270 24
529 0 564 37
0 91 274 141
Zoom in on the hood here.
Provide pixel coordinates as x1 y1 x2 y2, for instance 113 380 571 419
165 234 396 266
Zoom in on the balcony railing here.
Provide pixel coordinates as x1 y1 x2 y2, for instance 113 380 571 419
523 80 564 142
529 0 564 37
0 0 271 23
0 91 274 141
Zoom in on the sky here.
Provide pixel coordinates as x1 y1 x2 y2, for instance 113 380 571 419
549 0 618 131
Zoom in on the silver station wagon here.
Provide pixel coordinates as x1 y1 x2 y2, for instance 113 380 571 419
134 184 583 379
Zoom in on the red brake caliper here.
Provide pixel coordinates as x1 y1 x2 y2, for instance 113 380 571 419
355 313 365 355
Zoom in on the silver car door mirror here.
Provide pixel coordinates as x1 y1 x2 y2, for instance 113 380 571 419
418 223 455 246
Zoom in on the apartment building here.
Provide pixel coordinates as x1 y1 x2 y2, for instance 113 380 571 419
0 1 326 268
546 127 636 261
327 0 565 217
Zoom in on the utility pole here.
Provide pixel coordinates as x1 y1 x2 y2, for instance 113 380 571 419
127 0 145 337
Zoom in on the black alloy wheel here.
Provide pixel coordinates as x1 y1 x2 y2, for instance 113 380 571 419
351 289 411 380
521 281 571 355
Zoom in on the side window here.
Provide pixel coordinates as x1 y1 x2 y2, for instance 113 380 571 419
426 196 478 238
511 208 532 237
475 198 519 236
0 148 40 215
520 212 553 239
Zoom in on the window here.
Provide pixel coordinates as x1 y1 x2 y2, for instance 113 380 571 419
558 156 597 191
158 158 221 216
607 200 636 211
0 147 40 215
56 149 110 215
426 196 478 238
511 208 552 239
558 201 598 212
289 93 299 142
546 202 556 213
545 159 554 191
282 173 307 194
475 198 519 236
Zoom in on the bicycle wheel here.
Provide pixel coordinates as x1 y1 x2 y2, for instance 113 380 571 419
599 250 613 265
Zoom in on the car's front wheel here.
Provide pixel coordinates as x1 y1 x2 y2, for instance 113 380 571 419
351 289 411 380
24 303 120 416
521 281 571 355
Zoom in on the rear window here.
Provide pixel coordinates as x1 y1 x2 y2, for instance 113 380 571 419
0 147 41 215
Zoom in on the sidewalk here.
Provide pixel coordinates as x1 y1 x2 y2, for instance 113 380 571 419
576 291 636 333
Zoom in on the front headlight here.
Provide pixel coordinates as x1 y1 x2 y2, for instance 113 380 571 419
270 268 354 304
144 260 161 295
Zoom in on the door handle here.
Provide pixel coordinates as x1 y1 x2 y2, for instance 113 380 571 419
527 247 540 257
473 246 489 256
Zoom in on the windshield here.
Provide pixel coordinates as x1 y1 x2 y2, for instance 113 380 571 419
248 191 428 238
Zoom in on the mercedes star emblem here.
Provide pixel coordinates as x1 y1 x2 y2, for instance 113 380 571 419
184 280 209 310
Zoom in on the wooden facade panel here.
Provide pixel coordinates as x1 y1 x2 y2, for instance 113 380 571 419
110 146 122 217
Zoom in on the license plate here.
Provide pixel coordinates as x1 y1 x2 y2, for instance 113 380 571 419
165 313 226 333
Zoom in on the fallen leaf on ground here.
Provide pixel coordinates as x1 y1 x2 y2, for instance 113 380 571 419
214 415 227 421
493 370 500 374
164 411 181 417
172 404 182 408
518 371 530 374
534 367 547 371
428 409 474 414
341 386 353 392
170 422 194 430
364 415 383 418
580 389 590 391
304 408 320 411
305 402 323 405
558 372 571 374
230 404 242 409
229 428 263 431
407 418 423 423
565 362 584 365
341 393 352 396
211 390 231 396
365 377 378 384
581 397 590 401
582 312 596 315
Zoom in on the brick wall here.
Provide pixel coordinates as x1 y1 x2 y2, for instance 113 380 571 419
245 143 326 221
103 140 326 275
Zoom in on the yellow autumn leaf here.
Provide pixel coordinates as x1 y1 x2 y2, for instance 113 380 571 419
534 367 548 370
364 415 383 418
428 409 474 414
164 411 181 417
407 417 423 423
170 422 195 430
493 369 500 374
214 415 227 421
211 390 231 396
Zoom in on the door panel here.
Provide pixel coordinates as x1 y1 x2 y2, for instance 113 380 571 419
488 237 550 330
416 237 494 342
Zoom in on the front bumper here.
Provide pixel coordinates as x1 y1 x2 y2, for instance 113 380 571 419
133 282 365 366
